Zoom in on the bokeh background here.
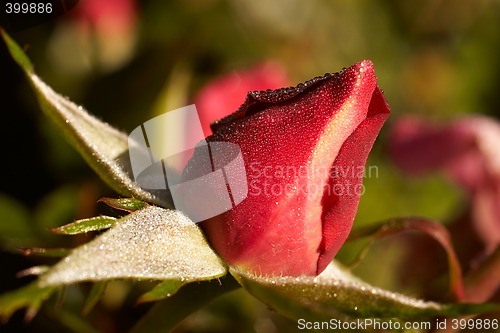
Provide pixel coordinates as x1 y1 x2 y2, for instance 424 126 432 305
1 1 499 332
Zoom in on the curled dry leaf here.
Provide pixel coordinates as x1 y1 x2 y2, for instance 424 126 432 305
348 217 464 300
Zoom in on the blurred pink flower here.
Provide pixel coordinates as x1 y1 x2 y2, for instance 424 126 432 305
75 0 136 37
390 116 500 251
48 0 137 73
194 62 289 137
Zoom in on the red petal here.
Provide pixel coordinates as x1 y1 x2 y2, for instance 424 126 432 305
317 86 390 274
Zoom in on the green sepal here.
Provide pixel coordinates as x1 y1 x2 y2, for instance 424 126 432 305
82 282 107 316
137 280 186 303
97 197 148 212
50 216 118 235
0 282 56 321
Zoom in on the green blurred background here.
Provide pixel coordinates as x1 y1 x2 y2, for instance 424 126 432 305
1 1 499 332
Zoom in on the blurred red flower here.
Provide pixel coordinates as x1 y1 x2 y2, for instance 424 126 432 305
184 60 390 276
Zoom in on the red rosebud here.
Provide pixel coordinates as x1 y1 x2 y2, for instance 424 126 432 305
184 61 390 276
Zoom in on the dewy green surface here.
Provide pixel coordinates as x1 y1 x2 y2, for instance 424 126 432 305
39 207 227 285
232 261 500 328
1 29 172 208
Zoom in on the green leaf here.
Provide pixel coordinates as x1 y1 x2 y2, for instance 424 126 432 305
38 206 226 285
0 207 227 320
0 30 171 208
50 216 118 235
348 217 464 300
0 28 33 71
130 275 241 333
0 195 38 250
0 282 56 321
45 305 101 333
231 261 500 332
98 197 148 212
82 282 107 316
137 280 186 303
33 185 78 231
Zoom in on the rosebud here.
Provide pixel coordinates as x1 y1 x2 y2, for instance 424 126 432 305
184 60 390 276
195 62 289 136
